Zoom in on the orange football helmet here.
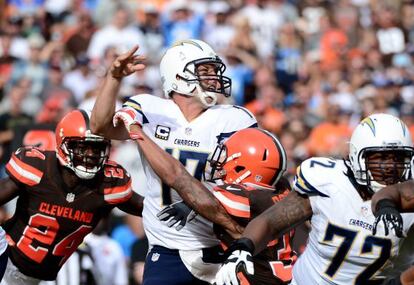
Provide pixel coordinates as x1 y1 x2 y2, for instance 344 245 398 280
208 128 287 189
56 110 111 179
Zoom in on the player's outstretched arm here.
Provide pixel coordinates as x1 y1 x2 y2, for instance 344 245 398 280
372 181 414 213
0 178 21 205
130 125 243 237
243 191 312 254
117 192 144 216
215 191 312 285
90 45 146 140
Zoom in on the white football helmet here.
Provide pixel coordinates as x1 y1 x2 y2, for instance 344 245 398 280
349 113 414 193
160 39 231 108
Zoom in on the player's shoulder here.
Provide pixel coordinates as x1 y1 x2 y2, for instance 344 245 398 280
5 146 51 186
209 104 255 119
213 183 251 218
214 183 251 193
100 160 132 205
126 94 170 107
294 157 346 197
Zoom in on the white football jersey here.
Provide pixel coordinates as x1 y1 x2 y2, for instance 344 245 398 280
121 94 257 250
292 157 414 285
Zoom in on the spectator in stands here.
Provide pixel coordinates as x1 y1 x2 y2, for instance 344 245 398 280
87 5 147 63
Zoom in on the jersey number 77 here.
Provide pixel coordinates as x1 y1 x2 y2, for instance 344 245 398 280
161 148 209 205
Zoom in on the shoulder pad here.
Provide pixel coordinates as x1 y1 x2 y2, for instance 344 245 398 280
231 105 256 119
293 157 338 197
5 147 46 186
102 161 132 204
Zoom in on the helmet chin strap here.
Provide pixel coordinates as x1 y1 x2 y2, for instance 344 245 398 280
195 85 218 108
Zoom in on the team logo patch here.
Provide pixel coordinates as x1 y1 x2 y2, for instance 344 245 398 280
155 125 170 141
66 193 75 203
151 252 160 262
360 206 369 217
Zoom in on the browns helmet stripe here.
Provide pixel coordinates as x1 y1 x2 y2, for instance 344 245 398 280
258 129 287 186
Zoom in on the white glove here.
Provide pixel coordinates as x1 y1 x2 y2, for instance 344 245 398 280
215 250 254 285
113 107 141 138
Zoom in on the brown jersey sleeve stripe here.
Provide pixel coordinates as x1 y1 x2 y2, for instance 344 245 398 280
6 154 43 186
213 190 250 218
104 180 132 204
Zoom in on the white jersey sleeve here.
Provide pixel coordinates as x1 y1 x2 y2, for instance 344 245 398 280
210 105 257 143
293 157 338 197
120 94 153 125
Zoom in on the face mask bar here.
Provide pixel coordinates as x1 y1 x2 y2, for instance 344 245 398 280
183 57 232 97
206 143 227 181
63 137 111 178
359 147 414 189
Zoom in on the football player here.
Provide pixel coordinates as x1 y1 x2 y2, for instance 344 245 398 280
156 127 297 285
90 39 258 284
371 163 414 284
215 113 414 285
0 110 144 285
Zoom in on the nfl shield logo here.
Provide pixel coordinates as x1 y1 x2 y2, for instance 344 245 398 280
185 127 192 135
151 252 160 262
66 193 75 203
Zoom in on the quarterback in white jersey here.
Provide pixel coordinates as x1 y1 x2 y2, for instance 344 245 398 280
123 94 256 250
91 39 256 284
215 113 414 285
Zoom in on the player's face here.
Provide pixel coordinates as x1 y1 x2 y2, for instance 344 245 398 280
365 150 411 185
66 139 109 171
195 63 222 96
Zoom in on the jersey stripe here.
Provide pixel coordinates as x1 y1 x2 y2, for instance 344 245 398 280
104 180 132 204
294 166 329 198
214 191 250 218
6 154 43 186
123 100 149 124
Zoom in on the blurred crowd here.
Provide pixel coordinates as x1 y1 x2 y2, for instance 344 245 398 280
1 0 414 284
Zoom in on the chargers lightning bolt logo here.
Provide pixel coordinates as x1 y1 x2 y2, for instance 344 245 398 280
361 117 376 136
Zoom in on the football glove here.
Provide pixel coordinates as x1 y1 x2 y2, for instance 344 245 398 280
215 238 255 285
113 107 141 139
382 274 402 285
157 201 197 231
372 199 403 238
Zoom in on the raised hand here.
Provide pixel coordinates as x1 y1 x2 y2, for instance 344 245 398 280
109 45 146 79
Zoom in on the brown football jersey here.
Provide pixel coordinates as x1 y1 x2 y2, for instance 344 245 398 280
4 146 132 280
213 181 297 285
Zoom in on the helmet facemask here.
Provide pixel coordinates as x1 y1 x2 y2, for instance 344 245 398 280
61 137 111 180
206 142 251 184
181 58 231 108
355 147 414 193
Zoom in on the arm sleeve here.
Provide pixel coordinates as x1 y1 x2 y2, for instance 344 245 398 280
103 163 133 205
5 147 44 186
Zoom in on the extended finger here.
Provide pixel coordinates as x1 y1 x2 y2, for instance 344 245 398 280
382 216 389 236
167 218 180 228
118 45 139 61
372 220 378 235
